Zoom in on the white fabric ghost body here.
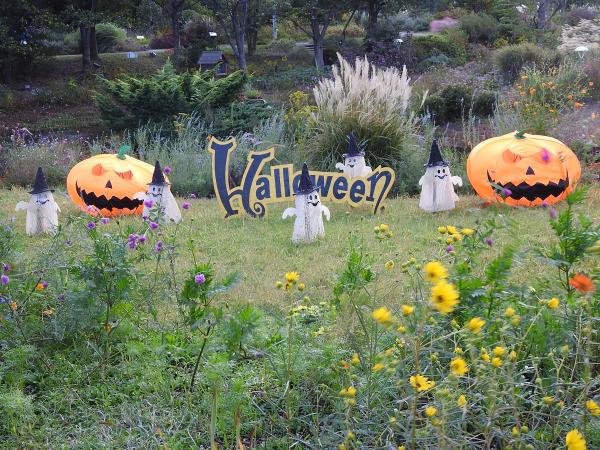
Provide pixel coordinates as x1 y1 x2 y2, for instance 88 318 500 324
282 191 330 243
335 155 372 178
419 165 463 212
15 192 61 236
136 184 182 223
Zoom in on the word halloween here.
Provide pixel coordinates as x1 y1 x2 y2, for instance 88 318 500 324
208 137 395 218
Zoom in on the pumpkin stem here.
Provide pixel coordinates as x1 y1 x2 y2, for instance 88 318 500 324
514 130 527 139
117 145 130 160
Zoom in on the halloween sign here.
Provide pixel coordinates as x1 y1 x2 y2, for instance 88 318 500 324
66 147 157 216
208 137 395 218
467 131 581 207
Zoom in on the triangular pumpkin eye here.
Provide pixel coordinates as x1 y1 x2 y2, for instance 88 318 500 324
502 149 522 163
92 164 105 175
116 170 133 180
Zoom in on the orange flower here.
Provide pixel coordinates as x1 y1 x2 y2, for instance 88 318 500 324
567 94 574 100
574 102 584 109
569 274 594 293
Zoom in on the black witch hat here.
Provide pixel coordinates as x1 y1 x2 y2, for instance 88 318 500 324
343 131 366 158
425 140 448 167
30 167 53 194
148 161 169 185
295 162 317 195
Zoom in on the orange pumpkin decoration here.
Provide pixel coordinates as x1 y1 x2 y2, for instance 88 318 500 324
66 148 156 216
467 131 581 206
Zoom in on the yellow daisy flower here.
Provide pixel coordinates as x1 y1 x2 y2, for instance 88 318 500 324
565 429 586 450
285 272 299 283
423 261 448 282
424 406 437 417
429 280 459 314
372 307 394 326
547 297 559 309
450 357 469 376
466 317 486 334
401 304 414 316
586 399 600 416
409 374 435 392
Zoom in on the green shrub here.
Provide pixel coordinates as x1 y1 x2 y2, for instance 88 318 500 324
95 61 248 129
423 85 471 123
422 94 447 122
472 90 497 116
0 389 35 436
412 29 468 66
493 43 562 82
459 13 500 43
210 101 277 137
64 22 127 54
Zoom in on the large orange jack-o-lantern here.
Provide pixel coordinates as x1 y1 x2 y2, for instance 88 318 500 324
66 148 157 216
467 131 581 207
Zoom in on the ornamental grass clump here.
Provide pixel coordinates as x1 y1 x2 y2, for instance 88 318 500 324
307 53 425 194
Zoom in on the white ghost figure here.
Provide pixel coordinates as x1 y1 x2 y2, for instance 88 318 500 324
282 163 330 243
135 161 181 223
15 167 61 236
335 131 372 178
419 140 463 212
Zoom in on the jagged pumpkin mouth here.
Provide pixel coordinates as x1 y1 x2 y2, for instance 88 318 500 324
76 181 143 211
487 171 569 202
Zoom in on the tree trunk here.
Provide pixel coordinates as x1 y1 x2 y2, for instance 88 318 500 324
90 25 99 60
246 0 259 56
314 36 325 70
537 0 547 29
367 0 378 34
80 25 92 74
231 0 249 69
272 14 277 40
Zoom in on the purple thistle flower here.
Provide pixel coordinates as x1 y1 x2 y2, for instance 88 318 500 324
149 222 159 230
194 273 206 284
41 281 48 289
127 233 138 249
446 245 454 253
541 201 548 208
2 263 10 272
549 208 558 220
0 274 8 285
164 166 172 174
100 217 110 225
189 193 197 199
138 235 147 245
182 201 190 210
486 238 494 246
142 215 148 222
502 188 512 197
155 240 163 252
144 199 154 208
87 222 96 230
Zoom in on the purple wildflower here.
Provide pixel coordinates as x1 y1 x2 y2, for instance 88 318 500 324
194 273 206 284
149 222 159 230
58 293 66 302
541 201 548 208
138 235 147 245
66 239 73 247
155 240 163 252
2 263 10 272
87 222 96 230
128 234 138 249
486 238 494 246
0 274 8 285
549 208 558 220
502 188 512 197
41 281 48 289
541 149 550 163
446 245 454 253
182 201 190 210
142 215 148 221
144 199 154 208
100 217 110 225
189 193 197 199
164 166 172 174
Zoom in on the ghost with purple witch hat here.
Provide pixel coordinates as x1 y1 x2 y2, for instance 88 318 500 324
335 131 372 178
282 163 330 243
136 161 181 223
15 167 61 235
419 140 462 212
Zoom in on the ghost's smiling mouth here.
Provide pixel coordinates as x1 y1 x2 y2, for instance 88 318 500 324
347 164 355 168
435 174 447 180
309 201 320 206
36 200 49 205
487 171 569 201
76 181 143 212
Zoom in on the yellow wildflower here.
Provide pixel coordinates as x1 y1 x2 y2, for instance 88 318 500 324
565 429 586 450
285 272 299 283
492 346 506 357
423 261 448 282
372 307 394 326
586 399 600 416
385 260 395 271
504 307 516 317
430 280 459 314
491 357 502 367
511 315 521 326
457 395 467 407
547 297 559 309
379 224 389 232
450 357 469 376
346 386 356 398
397 325 407 334
351 353 360 365
424 406 437 417
446 225 457 234
461 228 474 236
454 346 463 354
543 396 554 405
481 351 490 363
509 350 517 362
401 304 414 316
372 363 385 372
409 374 435 392
466 317 486 334
437 226 447 234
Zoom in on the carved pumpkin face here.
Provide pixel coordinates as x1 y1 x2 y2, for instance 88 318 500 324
467 132 581 206
66 154 156 216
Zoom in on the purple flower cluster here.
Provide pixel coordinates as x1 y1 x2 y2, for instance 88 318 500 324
100 217 110 225
149 222 159 230
127 233 148 250
2 263 9 272
164 166 172 174
155 240 163 252
446 245 454 253
182 201 190 210
0 274 8 285
87 221 96 230
194 273 206 284
144 199 154 208
486 238 494 246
